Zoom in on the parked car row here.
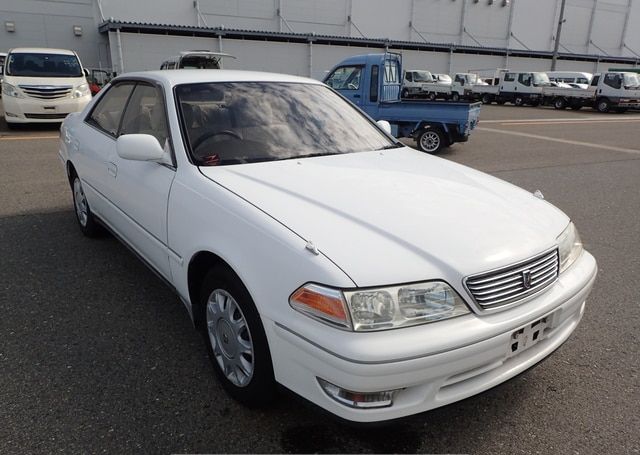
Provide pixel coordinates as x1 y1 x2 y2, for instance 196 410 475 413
401 67 640 113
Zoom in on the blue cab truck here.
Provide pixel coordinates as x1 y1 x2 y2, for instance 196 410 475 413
324 53 481 153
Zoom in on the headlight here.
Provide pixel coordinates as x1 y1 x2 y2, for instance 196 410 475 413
72 83 90 98
290 281 469 331
557 222 583 273
2 83 24 98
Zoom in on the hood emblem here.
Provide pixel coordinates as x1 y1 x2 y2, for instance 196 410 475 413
533 189 545 200
522 270 532 289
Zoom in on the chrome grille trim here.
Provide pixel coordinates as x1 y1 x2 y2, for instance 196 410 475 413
464 249 559 309
19 85 72 100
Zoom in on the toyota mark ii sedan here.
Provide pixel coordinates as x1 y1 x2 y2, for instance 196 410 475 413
58 70 597 423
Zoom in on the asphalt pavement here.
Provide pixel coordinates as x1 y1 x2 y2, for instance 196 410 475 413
1 104 639 454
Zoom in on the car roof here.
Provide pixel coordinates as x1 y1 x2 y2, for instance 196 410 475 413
114 69 324 87
9 47 76 55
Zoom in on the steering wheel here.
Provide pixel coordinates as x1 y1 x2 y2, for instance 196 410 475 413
192 129 243 151
348 82 358 90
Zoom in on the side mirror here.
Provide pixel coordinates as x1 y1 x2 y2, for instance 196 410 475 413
116 134 166 162
83 68 90 78
376 120 392 135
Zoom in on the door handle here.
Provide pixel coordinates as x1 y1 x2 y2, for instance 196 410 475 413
107 162 117 178
353 94 361 98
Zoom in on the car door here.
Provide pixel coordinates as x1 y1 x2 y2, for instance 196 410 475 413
103 81 176 280
77 82 136 217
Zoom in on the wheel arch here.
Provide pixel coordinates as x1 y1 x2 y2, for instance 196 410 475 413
187 250 242 328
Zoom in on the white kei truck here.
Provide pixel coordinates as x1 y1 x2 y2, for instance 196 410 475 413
471 70 549 106
542 71 640 112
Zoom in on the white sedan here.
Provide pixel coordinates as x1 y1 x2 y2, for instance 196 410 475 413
59 70 597 423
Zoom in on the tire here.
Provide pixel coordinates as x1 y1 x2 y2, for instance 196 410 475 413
451 92 460 102
596 98 611 113
514 96 525 106
427 92 436 101
417 127 446 154
401 88 409 99
553 98 567 110
71 174 103 237
481 94 492 105
199 266 276 407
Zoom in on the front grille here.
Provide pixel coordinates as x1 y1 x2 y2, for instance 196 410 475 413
19 85 72 100
24 113 69 120
465 249 559 309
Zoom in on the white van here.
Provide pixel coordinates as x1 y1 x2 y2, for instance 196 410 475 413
160 50 236 70
546 71 592 89
1 48 91 126
401 69 434 98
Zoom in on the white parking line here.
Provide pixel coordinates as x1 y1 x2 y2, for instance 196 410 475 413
481 115 640 124
0 135 59 141
476 126 640 155
502 119 640 126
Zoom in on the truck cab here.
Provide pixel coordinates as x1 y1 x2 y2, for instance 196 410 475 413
589 72 640 112
400 69 434 98
473 70 549 106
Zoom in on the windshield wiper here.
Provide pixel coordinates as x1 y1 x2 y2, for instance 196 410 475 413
376 143 403 150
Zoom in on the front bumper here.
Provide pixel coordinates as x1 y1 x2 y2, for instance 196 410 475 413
266 251 597 422
3 94 90 123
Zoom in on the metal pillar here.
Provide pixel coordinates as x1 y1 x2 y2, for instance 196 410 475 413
551 0 567 71
459 0 468 45
586 0 598 53
115 28 124 74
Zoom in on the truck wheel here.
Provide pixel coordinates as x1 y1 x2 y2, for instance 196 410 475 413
553 98 567 110
481 94 492 105
427 92 436 101
596 98 611 113
451 93 460 102
514 96 525 106
417 127 446 154
401 88 409 99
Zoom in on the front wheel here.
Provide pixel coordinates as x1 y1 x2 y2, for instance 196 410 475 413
553 98 567 110
200 266 276 407
417 127 446 154
71 175 103 237
481 94 492 105
514 96 525 106
427 92 437 101
401 88 409 99
596 98 611 113
451 92 460 102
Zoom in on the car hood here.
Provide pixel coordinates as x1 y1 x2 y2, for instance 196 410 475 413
200 147 569 287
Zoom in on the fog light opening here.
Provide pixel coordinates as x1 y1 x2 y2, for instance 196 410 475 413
317 378 398 409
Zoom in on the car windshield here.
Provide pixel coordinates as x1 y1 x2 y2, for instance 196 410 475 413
176 82 397 166
413 71 432 82
179 55 221 69
6 53 82 77
623 73 640 88
532 73 551 86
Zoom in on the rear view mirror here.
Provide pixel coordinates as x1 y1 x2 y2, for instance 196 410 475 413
376 120 392 135
116 134 166 162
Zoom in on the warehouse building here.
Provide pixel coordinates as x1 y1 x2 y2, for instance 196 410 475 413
1 0 639 79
